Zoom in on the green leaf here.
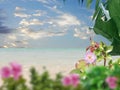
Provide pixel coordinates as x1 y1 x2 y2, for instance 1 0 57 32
92 0 100 20
92 6 101 20
108 0 120 36
105 46 113 53
106 54 112 60
75 60 88 70
70 69 81 74
94 49 101 56
97 55 104 62
93 0 120 55
99 42 104 51
95 0 100 10
115 58 120 65
108 60 113 65
87 0 93 7
111 38 120 55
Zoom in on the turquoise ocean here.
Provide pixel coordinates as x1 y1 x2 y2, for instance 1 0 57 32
0 48 85 67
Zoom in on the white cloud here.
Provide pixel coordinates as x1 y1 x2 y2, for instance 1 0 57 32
44 5 63 14
27 31 65 39
33 13 41 17
14 0 93 41
14 6 31 18
74 28 88 39
74 27 95 39
0 33 29 48
55 14 80 26
53 5 57 9
16 5 90 40
15 7 26 11
30 19 43 25
19 19 44 26
37 0 49 4
14 12 31 18
45 5 80 27
7 34 17 40
33 10 47 17
17 26 66 39
37 0 56 4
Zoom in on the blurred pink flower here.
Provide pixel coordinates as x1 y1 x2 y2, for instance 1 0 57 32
10 62 22 80
1 66 11 78
84 51 96 64
62 75 71 86
70 74 80 87
62 74 80 87
106 76 118 89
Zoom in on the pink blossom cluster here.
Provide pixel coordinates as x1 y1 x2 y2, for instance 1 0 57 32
0 62 22 80
84 51 96 64
106 76 118 89
62 74 80 87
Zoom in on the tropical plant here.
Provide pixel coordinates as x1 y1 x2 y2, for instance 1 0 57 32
63 0 120 55
81 64 120 90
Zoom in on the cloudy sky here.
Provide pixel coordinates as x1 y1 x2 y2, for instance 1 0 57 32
0 0 110 48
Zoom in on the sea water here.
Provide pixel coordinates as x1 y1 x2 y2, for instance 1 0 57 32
0 48 85 66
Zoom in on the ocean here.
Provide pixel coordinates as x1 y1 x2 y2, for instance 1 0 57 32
0 48 85 67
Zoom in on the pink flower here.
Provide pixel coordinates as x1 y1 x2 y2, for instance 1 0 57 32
62 75 71 86
70 74 80 87
106 76 118 89
62 74 80 87
1 66 11 78
10 62 22 80
84 51 96 64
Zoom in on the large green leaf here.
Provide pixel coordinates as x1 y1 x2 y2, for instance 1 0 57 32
94 10 119 42
94 9 120 55
92 0 100 20
108 0 120 36
111 38 120 55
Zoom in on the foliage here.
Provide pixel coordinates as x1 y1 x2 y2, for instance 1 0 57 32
0 61 120 90
63 0 120 55
70 41 120 90
0 76 28 90
80 63 120 90
86 0 120 55
0 63 83 90
30 68 83 90
73 41 113 75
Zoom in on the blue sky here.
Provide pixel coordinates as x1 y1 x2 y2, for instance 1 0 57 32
0 0 110 48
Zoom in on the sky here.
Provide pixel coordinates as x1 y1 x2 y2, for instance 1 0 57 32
0 0 110 48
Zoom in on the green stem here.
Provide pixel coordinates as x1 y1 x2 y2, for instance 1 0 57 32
104 58 106 66
102 51 106 66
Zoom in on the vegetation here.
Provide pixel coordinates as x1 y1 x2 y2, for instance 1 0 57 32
64 0 120 55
